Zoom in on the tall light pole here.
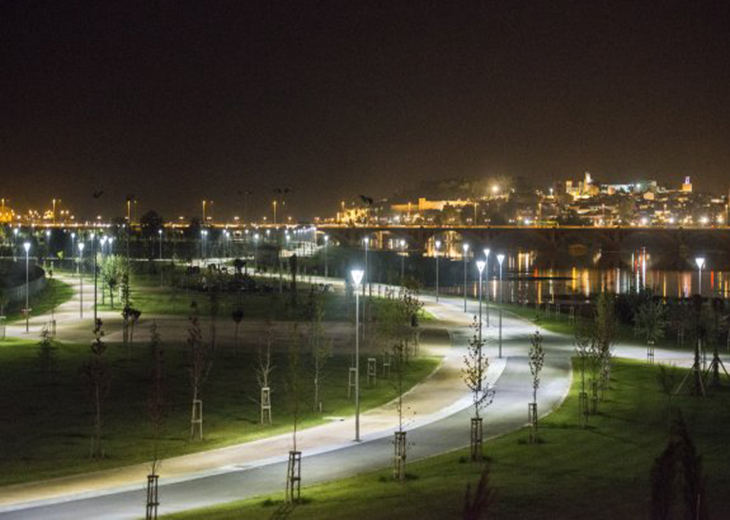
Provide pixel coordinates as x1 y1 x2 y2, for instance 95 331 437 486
497 254 505 359
400 239 407 283
12 228 18 262
363 237 369 297
435 240 441 302
71 232 76 272
23 242 31 333
695 257 706 297
483 248 491 327
78 242 85 319
476 258 486 391
323 235 329 278
201 229 208 266
351 268 365 442
253 233 259 272
158 229 164 286
91 233 98 322
463 243 469 312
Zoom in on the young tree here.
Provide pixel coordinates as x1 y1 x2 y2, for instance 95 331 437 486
593 292 617 399
255 325 275 424
308 299 331 412
462 318 495 461
100 255 125 308
392 340 411 480
636 298 667 363
82 319 110 458
146 321 164 520
528 330 545 443
187 305 214 440
285 325 305 503
37 323 57 376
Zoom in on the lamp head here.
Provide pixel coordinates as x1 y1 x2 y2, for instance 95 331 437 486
476 260 486 273
23 242 30 253
695 257 706 269
350 269 365 286
78 242 85 252
483 248 491 258
324 234 329 242
435 240 441 249
497 253 505 265
463 243 469 252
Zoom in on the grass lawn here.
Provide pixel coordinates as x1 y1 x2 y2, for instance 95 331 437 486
0 336 439 486
2 278 75 323
161 359 730 520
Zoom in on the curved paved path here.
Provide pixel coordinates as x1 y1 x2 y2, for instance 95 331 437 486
0 273 708 519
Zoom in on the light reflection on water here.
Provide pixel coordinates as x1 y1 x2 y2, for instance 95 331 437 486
439 250 730 303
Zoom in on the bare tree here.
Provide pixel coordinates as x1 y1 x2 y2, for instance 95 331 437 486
528 330 545 443
462 318 495 461
146 321 164 520
187 305 213 440
256 325 275 424
593 292 617 399
285 324 304 504
82 319 110 458
308 300 331 412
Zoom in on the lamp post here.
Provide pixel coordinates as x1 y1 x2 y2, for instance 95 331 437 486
463 243 469 312
71 232 76 270
363 237 369 297
78 242 85 319
158 229 164 286
483 248 491 327
497 254 505 359
253 233 259 272
351 268 365 442
13 228 18 262
201 229 208 266
400 239 407 283
23 242 30 333
323 235 329 278
435 240 441 302
91 233 98 322
476 260 485 341
695 257 706 297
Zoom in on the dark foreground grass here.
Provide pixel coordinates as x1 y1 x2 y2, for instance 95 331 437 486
3 278 74 322
161 359 730 520
0 338 438 486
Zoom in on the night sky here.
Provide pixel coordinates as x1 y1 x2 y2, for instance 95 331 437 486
2 1 729 221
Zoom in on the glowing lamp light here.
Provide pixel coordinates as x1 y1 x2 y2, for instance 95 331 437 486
463 243 469 252
350 269 365 287
695 257 706 270
435 240 441 249
483 248 490 258
476 260 486 273
23 242 30 253
497 254 505 265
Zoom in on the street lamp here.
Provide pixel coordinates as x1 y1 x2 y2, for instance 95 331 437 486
91 233 98 322
483 248 491 327
23 242 30 333
363 237 369 297
497 254 505 359
323 235 329 278
463 243 469 312
71 232 77 272
476 260 486 342
695 257 706 297
350 268 365 442
201 229 208 265
399 239 407 283
78 242 85 318
253 233 259 272
435 240 441 302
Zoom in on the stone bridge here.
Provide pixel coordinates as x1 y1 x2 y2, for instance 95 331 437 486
316 224 730 258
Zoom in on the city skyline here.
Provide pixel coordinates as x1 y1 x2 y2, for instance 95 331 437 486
2 2 729 219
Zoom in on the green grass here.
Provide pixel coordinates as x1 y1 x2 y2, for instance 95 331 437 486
0 335 438 487
2 278 74 322
95 273 375 322
161 359 730 520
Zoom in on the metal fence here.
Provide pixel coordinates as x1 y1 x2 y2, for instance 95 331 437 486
2 267 47 305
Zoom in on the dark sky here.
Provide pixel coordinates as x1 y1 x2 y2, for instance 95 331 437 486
2 1 729 221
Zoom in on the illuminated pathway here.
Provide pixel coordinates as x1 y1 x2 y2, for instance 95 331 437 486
0 275 709 520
